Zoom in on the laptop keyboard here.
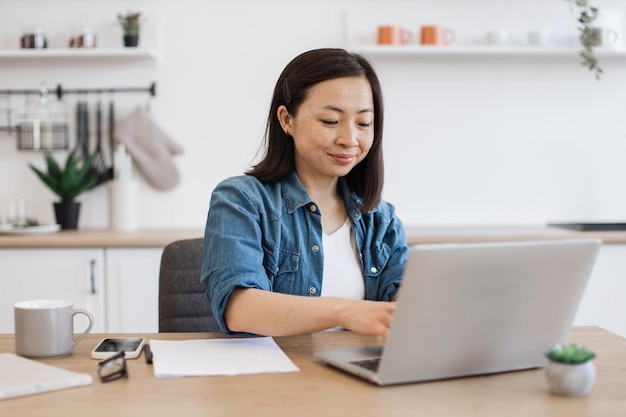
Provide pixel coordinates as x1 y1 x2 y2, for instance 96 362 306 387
351 358 381 372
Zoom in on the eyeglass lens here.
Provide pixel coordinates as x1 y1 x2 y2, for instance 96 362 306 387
98 353 128 382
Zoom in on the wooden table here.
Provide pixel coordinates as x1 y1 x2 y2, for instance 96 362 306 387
1 327 625 417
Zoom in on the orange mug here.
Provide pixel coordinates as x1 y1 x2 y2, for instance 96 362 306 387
377 25 412 45
420 25 455 45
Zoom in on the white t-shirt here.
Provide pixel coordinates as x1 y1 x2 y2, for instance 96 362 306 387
320 218 365 299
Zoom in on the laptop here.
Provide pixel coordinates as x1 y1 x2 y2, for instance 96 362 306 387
314 238 601 385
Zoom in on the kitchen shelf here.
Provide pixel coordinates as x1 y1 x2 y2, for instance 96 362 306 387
0 48 160 61
350 45 626 60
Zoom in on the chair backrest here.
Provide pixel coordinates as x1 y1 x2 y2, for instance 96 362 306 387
158 238 219 332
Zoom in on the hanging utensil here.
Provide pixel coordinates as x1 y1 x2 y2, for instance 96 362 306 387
80 100 89 159
108 98 115 178
91 99 109 184
75 100 83 154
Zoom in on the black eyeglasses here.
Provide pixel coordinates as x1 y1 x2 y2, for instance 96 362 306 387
98 351 128 383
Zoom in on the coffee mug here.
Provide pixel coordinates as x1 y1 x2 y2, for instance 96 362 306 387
378 25 412 45
420 25 455 45
581 27 618 48
486 30 512 45
528 29 551 46
14 300 94 358
20 30 47 49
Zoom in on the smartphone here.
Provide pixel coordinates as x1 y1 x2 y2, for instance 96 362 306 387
91 337 146 360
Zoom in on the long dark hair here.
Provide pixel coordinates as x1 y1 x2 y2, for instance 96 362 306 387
246 48 385 213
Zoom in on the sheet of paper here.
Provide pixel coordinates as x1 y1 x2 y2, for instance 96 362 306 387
149 337 300 378
0 353 92 400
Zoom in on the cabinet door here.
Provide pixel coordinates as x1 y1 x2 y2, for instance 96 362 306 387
105 247 163 333
0 248 105 333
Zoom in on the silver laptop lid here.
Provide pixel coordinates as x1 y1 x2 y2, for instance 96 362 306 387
376 238 601 385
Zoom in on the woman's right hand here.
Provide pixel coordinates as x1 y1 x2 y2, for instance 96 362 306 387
334 299 397 339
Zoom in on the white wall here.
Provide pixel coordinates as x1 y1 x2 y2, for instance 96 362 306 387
1 0 625 230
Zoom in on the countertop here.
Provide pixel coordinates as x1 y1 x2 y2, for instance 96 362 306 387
404 225 626 244
0 226 625 248
0 228 204 248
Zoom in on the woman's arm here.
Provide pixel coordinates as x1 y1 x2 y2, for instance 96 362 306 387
225 288 396 338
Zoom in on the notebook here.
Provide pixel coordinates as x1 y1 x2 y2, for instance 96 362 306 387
0 353 93 400
315 238 601 386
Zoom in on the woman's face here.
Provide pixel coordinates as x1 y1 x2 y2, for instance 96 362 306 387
278 76 375 185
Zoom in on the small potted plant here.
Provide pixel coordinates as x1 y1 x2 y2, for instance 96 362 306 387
545 343 596 396
566 0 602 79
117 11 141 47
29 151 97 230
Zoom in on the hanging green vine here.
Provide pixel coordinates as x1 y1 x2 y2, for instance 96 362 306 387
568 0 602 79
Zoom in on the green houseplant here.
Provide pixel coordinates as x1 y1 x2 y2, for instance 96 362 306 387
29 150 97 230
545 343 596 396
567 0 603 79
117 11 141 47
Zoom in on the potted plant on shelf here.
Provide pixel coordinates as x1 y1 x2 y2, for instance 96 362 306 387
117 11 141 47
29 150 97 230
545 343 596 396
566 0 602 79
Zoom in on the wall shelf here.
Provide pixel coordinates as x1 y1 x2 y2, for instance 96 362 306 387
0 48 160 61
350 45 626 60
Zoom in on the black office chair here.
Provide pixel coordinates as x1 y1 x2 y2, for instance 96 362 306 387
158 238 219 332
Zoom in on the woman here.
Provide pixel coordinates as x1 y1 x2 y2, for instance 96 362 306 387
201 48 409 338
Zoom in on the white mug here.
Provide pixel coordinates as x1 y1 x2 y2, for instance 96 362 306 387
14 300 94 358
486 30 511 45
528 30 551 46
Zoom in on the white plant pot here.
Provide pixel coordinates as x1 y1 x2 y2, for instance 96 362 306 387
545 361 596 397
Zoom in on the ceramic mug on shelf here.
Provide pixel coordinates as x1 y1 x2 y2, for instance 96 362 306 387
528 29 552 46
377 25 413 45
594 10 624 50
486 30 512 45
420 25 455 45
20 29 47 49
582 27 618 48
14 299 94 358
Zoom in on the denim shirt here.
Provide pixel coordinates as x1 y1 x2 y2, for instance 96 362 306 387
200 172 409 334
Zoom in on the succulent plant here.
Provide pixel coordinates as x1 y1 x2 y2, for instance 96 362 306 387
117 12 142 36
29 151 97 202
546 343 596 364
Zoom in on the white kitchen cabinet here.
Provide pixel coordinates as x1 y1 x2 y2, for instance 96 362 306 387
0 248 106 333
105 247 164 333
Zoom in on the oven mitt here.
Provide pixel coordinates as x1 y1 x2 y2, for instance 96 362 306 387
114 106 184 191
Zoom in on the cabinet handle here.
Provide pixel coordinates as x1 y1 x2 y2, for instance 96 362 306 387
89 259 96 294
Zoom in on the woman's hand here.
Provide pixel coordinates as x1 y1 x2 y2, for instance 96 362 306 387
334 299 397 339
